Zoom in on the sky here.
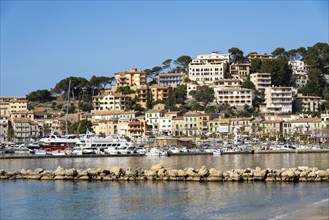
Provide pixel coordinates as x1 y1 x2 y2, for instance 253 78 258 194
1 1 328 96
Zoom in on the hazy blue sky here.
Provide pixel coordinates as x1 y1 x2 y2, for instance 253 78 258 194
1 1 328 96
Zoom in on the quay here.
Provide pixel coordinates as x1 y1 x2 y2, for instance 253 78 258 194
1 165 329 183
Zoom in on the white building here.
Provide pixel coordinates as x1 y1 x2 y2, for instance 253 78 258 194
289 60 309 87
250 73 271 91
158 116 173 136
145 109 165 134
261 87 293 113
188 52 230 84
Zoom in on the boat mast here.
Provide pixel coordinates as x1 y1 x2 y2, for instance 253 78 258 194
65 80 71 135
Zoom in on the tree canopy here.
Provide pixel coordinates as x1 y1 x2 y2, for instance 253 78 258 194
69 119 94 134
26 89 53 102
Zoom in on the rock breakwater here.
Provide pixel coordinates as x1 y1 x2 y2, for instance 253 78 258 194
1 165 329 182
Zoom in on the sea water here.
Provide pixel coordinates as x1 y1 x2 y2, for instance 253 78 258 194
1 180 328 219
1 153 329 219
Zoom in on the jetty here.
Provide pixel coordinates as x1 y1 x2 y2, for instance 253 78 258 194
1 165 329 182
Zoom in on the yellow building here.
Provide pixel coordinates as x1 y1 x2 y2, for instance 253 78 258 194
9 99 28 114
92 92 131 111
115 68 147 86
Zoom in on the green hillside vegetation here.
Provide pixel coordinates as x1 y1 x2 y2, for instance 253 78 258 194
26 42 329 115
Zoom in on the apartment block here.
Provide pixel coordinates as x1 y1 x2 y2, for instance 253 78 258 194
198 113 219 134
282 118 321 136
294 95 322 112
115 68 147 86
158 73 183 86
289 60 310 87
183 112 200 136
145 109 165 134
250 73 272 91
213 79 242 88
230 63 251 80
214 87 253 107
188 52 230 84
92 119 118 136
92 110 138 121
128 121 146 138
150 85 172 101
158 116 173 136
261 87 293 113
13 118 41 143
172 116 184 137
92 92 131 111
247 53 274 61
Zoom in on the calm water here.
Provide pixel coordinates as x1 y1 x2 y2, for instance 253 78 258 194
1 153 329 171
1 153 329 219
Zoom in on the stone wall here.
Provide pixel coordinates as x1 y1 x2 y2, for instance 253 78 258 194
1 165 329 182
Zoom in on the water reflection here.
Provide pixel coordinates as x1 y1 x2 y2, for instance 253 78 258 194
1 153 329 171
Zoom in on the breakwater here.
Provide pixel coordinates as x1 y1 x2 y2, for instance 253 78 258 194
1 165 329 182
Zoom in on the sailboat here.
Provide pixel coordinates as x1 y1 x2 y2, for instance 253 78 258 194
38 80 80 151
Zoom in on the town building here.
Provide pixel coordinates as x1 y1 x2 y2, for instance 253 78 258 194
261 87 293 113
158 116 173 136
213 79 242 88
12 118 42 143
92 91 132 111
128 120 146 138
115 68 147 86
198 113 219 134
289 60 310 87
214 87 253 108
92 110 138 121
250 73 272 91
92 119 118 136
150 85 172 101
247 53 274 61
294 95 322 112
230 63 251 80
172 116 184 137
183 112 200 136
188 52 230 84
158 73 183 86
282 118 321 137
145 109 165 135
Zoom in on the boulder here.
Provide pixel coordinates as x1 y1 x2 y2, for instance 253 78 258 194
281 170 296 182
228 170 242 181
55 166 66 176
111 166 123 177
209 168 222 177
253 170 267 181
167 170 178 177
315 170 328 181
34 168 45 174
157 168 167 178
144 169 157 177
41 175 54 180
65 168 78 177
151 164 164 172
186 168 198 177
198 166 209 177
177 169 187 177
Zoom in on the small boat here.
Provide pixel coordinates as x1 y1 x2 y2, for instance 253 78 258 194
35 149 47 156
146 148 169 156
213 149 223 155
